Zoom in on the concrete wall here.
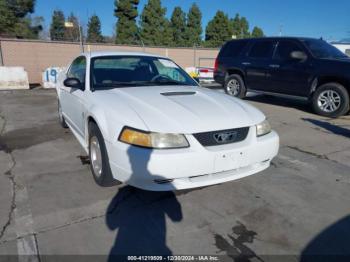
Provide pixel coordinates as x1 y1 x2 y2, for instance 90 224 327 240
0 38 219 84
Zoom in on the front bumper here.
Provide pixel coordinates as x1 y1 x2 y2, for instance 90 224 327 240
106 127 279 191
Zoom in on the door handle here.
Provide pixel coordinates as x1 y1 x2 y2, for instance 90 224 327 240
242 62 251 66
269 64 280 68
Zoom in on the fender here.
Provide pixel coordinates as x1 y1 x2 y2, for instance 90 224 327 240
85 105 111 146
310 75 350 96
85 101 149 147
225 67 246 81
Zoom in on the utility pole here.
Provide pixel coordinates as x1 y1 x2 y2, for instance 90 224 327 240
0 40 4 66
65 19 84 53
279 24 283 37
78 19 84 53
193 44 197 68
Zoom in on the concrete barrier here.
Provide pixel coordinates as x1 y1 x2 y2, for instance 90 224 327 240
42 67 66 88
0 67 29 90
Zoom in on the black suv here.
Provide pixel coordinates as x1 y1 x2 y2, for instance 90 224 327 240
214 37 350 117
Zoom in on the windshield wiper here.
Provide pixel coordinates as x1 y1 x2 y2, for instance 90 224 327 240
93 82 151 90
154 80 191 86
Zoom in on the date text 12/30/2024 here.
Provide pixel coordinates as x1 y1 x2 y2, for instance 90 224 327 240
127 256 220 261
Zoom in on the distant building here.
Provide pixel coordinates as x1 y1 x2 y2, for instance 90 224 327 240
331 42 350 56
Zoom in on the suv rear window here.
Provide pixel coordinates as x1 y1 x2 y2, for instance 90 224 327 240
248 40 275 59
219 40 248 58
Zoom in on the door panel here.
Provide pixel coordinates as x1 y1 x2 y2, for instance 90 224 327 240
244 40 277 91
63 56 87 137
268 40 313 96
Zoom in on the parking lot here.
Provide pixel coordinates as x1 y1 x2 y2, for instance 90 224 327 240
0 87 349 261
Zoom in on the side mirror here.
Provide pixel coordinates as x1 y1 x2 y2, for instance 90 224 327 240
63 78 83 90
291 51 307 61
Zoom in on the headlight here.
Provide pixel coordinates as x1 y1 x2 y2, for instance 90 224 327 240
119 127 189 149
256 120 271 137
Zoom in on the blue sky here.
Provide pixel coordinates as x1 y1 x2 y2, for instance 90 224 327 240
34 0 350 41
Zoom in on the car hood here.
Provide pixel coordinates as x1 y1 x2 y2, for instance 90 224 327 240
105 86 265 134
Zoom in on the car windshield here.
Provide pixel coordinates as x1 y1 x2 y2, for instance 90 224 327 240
302 39 348 59
91 56 198 89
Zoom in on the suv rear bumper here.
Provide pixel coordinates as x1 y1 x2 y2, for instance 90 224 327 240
214 72 225 85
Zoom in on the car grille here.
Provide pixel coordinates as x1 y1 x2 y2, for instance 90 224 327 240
193 127 249 147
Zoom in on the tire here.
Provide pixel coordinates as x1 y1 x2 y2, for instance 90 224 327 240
312 83 349 118
88 122 119 187
58 101 68 128
224 74 247 98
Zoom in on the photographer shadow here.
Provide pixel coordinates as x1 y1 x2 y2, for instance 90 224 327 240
106 146 183 261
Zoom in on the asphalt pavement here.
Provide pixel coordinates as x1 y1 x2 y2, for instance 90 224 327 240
0 88 349 261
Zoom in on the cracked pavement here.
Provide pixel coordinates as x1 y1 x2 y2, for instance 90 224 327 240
0 88 349 261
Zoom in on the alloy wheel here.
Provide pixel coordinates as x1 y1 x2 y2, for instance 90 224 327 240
227 79 240 96
58 103 63 122
90 136 103 178
317 90 341 113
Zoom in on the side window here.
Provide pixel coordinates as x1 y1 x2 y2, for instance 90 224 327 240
219 40 248 58
153 59 186 83
275 41 304 60
67 56 86 84
248 40 275 59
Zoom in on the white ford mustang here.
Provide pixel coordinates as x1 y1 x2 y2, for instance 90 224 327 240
57 51 279 191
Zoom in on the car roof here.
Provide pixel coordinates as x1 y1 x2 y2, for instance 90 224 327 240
82 51 168 59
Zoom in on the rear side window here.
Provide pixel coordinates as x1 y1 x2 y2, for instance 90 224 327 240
219 40 248 57
274 40 304 60
248 40 275 59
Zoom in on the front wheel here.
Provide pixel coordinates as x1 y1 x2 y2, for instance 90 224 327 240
224 74 246 98
58 101 68 128
89 122 120 187
312 83 349 118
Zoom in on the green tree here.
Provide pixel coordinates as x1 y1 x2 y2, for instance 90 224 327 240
64 13 80 42
87 15 103 43
240 17 250 38
185 3 202 46
251 26 264 38
205 11 232 48
0 0 42 38
162 19 173 46
6 0 35 17
140 0 171 46
170 7 186 47
230 14 240 39
50 10 65 41
0 0 17 36
114 0 139 45
230 14 250 39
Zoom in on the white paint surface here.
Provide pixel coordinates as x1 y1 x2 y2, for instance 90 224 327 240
42 67 66 89
0 67 29 90
333 44 350 56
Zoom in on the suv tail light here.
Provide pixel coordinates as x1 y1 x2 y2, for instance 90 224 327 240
199 68 213 73
214 58 219 72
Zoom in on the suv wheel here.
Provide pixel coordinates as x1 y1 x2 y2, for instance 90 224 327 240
312 83 349 117
224 74 246 98
89 122 119 187
58 101 68 128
